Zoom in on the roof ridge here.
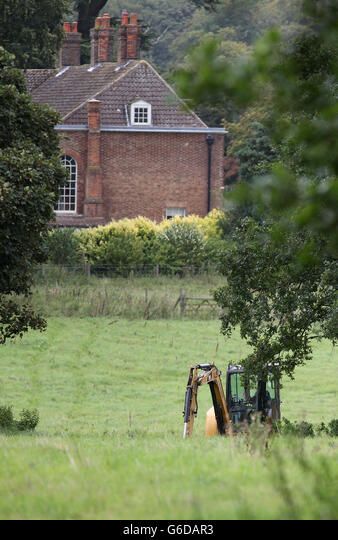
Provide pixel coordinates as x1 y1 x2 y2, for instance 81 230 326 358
62 60 139 122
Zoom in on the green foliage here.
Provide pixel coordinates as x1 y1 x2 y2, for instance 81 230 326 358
177 0 338 252
176 0 338 379
0 47 66 343
275 418 338 438
16 409 39 432
0 0 70 68
214 218 337 379
230 120 278 182
0 405 39 432
328 419 338 437
129 217 158 267
157 221 206 274
277 418 315 438
0 405 14 429
54 213 227 275
78 221 146 275
45 228 84 267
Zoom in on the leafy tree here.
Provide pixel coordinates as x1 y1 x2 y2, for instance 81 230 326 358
176 0 338 378
0 48 66 343
215 218 337 380
0 0 70 69
177 0 338 251
231 121 278 182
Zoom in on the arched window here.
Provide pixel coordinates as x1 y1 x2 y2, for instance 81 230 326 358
130 100 152 126
56 155 77 213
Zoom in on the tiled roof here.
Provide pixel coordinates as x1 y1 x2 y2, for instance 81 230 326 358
25 61 206 128
24 69 56 92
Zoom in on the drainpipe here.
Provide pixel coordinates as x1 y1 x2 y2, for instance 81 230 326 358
206 134 215 213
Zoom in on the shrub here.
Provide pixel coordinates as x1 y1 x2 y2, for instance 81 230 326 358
277 418 315 438
78 221 145 275
0 405 14 429
156 220 206 274
45 228 83 266
16 409 39 431
131 217 158 267
0 405 39 432
328 419 338 437
204 236 229 270
64 212 229 274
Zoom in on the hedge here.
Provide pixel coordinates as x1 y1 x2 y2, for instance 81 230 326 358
44 210 228 274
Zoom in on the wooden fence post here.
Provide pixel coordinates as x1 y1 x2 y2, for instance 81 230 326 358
180 289 186 317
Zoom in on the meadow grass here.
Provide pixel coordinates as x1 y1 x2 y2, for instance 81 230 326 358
30 269 224 319
0 319 337 519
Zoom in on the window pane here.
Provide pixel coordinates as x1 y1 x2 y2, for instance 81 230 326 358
166 208 186 219
56 155 77 212
132 103 151 124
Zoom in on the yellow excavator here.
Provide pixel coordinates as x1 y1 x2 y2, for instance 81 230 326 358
183 363 281 438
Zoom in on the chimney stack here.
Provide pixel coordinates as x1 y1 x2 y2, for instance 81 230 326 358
84 100 104 219
60 22 81 67
90 13 114 65
118 11 141 63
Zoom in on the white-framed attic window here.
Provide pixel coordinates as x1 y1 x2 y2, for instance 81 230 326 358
130 100 152 126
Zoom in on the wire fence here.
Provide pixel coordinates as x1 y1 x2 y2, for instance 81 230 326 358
34 263 223 279
30 265 223 320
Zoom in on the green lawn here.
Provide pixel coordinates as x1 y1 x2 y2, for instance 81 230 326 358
0 319 337 520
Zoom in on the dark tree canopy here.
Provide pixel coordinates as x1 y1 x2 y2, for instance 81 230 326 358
0 0 70 69
0 48 66 343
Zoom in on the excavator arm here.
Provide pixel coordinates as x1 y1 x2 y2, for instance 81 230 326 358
182 364 232 438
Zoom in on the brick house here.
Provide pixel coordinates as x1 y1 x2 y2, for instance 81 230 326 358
25 11 225 227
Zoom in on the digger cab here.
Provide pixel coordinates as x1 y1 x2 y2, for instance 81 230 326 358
226 364 281 424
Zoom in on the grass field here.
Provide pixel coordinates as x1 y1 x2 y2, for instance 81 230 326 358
30 269 224 318
0 318 337 520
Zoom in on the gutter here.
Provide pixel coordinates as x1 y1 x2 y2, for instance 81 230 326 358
56 124 227 135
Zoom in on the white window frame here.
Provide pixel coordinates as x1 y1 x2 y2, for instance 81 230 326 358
130 100 152 126
56 155 77 214
165 207 187 220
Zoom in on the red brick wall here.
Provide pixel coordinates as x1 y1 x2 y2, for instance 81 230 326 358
101 132 224 222
56 130 224 226
59 32 81 67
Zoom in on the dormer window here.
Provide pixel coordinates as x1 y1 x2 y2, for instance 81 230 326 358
131 100 152 126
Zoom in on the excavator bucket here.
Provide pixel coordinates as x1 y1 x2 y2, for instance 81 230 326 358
205 407 218 437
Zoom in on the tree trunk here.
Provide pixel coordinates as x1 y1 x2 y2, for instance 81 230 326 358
77 0 109 39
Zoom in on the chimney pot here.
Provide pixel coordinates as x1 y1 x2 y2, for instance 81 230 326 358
121 10 129 26
129 13 138 25
101 13 111 29
95 16 103 29
88 99 101 131
64 22 72 33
